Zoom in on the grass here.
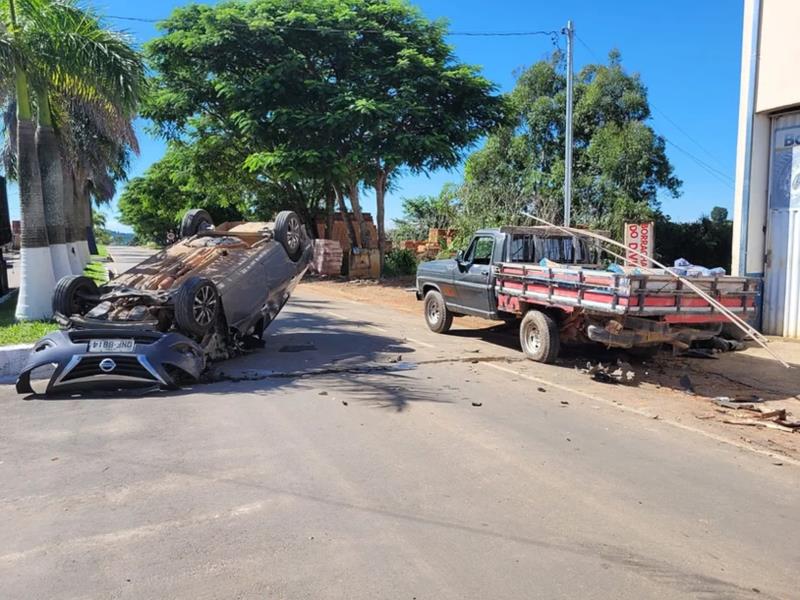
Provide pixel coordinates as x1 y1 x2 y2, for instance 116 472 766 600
0 294 56 346
84 261 108 285
0 260 108 345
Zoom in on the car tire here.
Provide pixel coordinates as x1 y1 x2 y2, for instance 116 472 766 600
424 290 453 334
179 209 214 238
52 275 99 317
274 211 304 261
174 277 220 337
519 309 560 363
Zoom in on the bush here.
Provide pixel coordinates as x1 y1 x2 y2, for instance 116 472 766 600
383 249 418 277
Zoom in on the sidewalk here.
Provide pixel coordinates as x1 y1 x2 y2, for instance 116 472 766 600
106 245 158 277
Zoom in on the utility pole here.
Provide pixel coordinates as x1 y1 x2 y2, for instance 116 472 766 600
563 19 574 228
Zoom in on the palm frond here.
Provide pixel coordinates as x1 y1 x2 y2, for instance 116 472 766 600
14 0 146 112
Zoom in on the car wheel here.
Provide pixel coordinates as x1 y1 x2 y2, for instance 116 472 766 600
424 290 453 334
174 277 220 337
519 309 560 363
52 275 99 317
179 209 214 238
274 211 304 261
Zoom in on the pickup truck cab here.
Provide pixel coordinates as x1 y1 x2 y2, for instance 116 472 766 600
416 227 757 363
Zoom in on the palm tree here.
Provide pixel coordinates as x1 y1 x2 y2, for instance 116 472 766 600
0 0 144 319
58 97 139 263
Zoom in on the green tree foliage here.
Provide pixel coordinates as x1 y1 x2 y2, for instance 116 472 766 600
459 50 681 240
655 207 733 272
391 183 459 241
118 142 250 244
382 248 417 277
143 0 503 264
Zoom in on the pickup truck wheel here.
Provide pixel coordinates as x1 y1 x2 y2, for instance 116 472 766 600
424 290 453 333
174 277 220 337
180 209 214 238
52 275 98 317
519 310 560 363
274 211 304 262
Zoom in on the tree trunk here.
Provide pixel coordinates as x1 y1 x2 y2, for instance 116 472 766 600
36 91 72 281
324 187 335 240
348 181 368 248
15 117 56 319
72 171 91 265
0 175 12 247
14 67 56 320
375 169 389 275
335 187 357 249
61 158 82 274
86 195 98 256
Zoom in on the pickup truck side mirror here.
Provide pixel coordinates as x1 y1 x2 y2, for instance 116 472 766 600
455 250 465 263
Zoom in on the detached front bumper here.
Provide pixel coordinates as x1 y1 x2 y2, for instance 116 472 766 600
16 329 205 395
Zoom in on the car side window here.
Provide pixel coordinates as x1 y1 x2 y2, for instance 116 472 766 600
466 236 494 265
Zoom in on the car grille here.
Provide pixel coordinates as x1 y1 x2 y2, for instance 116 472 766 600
68 331 158 345
61 356 157 382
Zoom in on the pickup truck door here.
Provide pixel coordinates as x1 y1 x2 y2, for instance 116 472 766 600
455 235 496 316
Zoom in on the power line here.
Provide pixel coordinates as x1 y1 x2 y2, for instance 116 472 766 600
650 104 730 172
575 32 734 187
106 14 559 38
664 138 734 188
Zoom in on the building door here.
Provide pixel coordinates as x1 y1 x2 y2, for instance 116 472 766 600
763 112 800 336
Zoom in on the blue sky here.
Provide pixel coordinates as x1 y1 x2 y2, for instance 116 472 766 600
6 0 744 232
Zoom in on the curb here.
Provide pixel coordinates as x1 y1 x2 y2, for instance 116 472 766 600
0 342 32 384
0 289 31 384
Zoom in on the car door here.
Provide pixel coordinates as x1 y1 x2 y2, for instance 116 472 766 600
455 235 495 315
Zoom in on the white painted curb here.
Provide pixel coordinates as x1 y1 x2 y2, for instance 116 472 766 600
0 343 33 383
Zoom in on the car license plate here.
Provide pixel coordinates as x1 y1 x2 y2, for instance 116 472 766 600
88 339 135 353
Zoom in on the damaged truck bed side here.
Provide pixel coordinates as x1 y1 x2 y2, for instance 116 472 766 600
17 209 312 395
416 227 758 363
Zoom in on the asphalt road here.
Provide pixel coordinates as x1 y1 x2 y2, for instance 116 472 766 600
1 287 798 599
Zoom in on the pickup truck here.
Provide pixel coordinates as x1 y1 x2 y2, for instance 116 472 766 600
415 227 758 363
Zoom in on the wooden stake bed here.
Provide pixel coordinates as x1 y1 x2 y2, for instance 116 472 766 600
495 263 759 324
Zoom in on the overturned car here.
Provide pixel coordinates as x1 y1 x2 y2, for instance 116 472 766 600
17 209 312 395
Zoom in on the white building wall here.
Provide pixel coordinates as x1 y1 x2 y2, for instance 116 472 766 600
734 0 800 335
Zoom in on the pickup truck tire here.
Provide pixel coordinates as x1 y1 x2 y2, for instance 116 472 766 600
519 309 560 363
174 277 220 338
424 290 453 333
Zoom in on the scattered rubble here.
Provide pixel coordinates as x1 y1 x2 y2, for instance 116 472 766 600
580 360 636 384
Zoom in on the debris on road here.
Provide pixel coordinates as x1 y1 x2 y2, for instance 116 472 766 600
537 387 546 393
471 401 482 407
560 400 569 406
679 374 696 395
580 360 636 384
720 405 800 433
341 400 348 406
